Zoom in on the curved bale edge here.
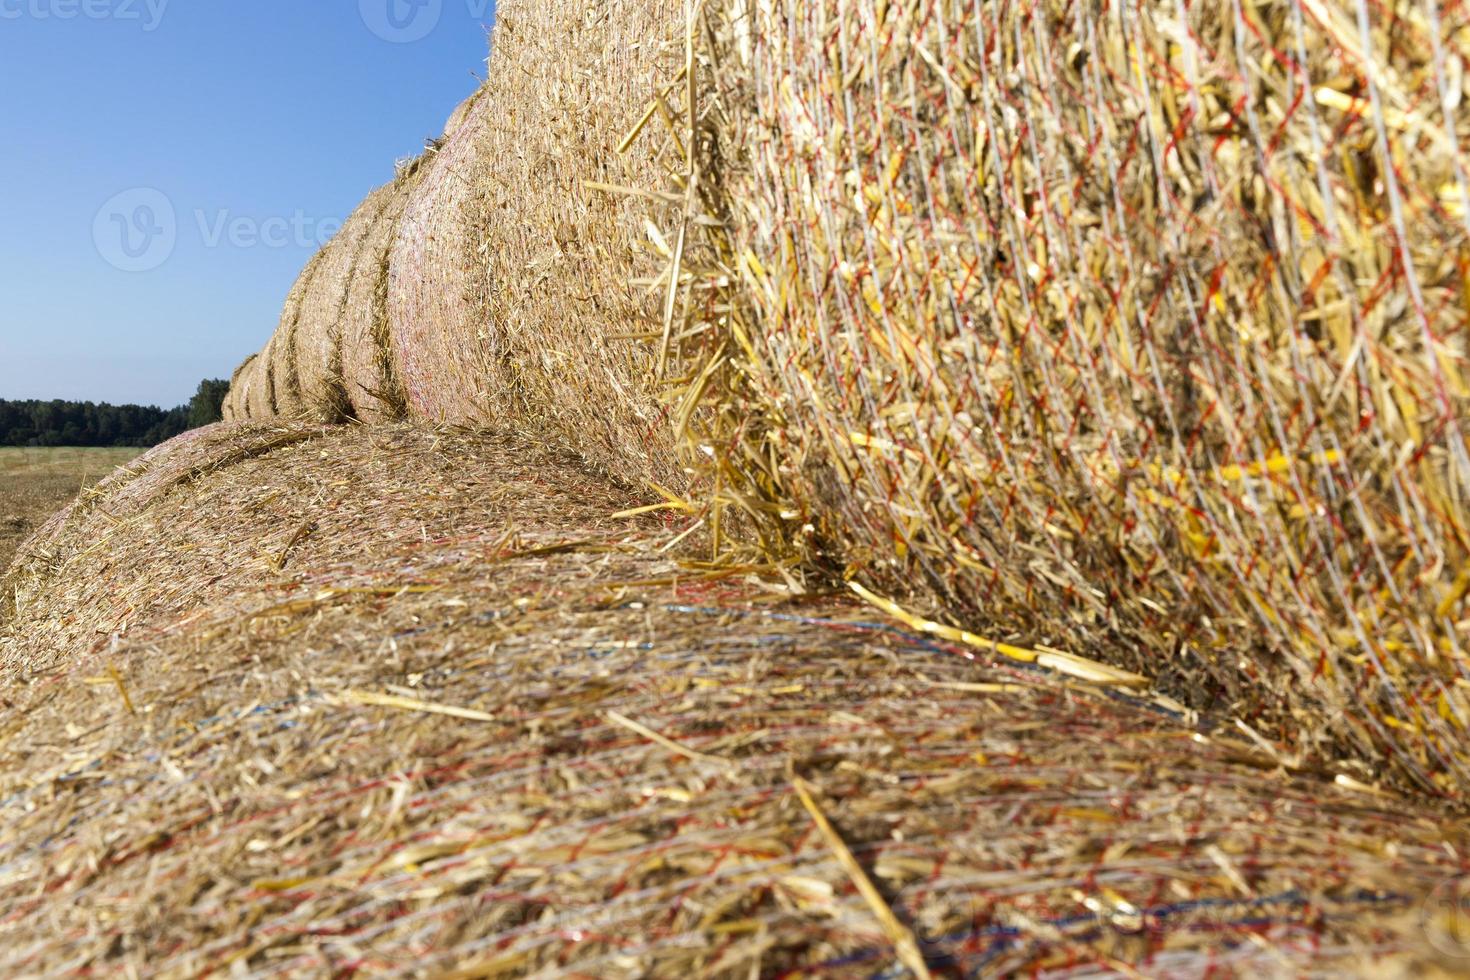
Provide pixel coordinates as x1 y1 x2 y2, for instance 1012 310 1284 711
267 249 330 419
222 353 257 422
443 84 488 142
388 95 496 424
295 189 396 423
343 160 429 422
459 0 691 493
244 345 275 420
0 421 329 624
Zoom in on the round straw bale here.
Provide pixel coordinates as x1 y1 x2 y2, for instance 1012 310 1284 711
2 423 1466 973
448 0 688 489
222 353 256 423
2 420 328 625
265 332 295 419
266 249 329 418
703 0 1470 793
243 347 274 420
387 96 497 424
443 86 486 139
293 189 395 423
220 383 236 423
342 163 428 423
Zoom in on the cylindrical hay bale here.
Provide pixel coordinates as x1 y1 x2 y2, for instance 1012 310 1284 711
443 87 485 139
294 189 395 423
267 250 328 418
708 0 1470 793
451 0 687 489
388 97 496 424
343 164 426 423
223 354 256 423
244 349 273 420
266 332 294 419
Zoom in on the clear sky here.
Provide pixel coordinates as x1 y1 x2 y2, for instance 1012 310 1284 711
0 0 495 408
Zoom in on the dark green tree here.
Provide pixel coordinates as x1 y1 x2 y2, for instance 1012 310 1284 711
0 377 228 448
187 379 230 428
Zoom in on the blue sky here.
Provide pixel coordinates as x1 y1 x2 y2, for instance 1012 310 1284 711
0 0 495 407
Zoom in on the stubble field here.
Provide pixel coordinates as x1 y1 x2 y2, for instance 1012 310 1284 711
0 447 140 571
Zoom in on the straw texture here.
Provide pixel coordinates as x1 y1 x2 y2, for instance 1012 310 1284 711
243 345 274 420
454 0 692 491
3 421 1468 975
443 86 486 145
216 0 1470 798
343 165 427 423
231 354 259 421
388 96 496 423
266 250 328 419
631 0 1470 797
293 192 393 422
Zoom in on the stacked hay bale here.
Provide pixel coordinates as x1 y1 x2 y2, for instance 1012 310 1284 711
265 250 329 418
665 0 1470 794
387 95 496 423
3 421 1467 975
227 153 444 426
242 347 273 420
218 0 1470 794
342 167 425 422
224 353 258 422
386 2 689 494
226 3 696 490
376 91 490 426
294 189 396 422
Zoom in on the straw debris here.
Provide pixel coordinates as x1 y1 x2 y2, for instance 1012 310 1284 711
215 0 1470 800
3 420 1469 974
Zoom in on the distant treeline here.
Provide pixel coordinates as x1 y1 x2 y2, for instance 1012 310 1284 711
0 380 229 448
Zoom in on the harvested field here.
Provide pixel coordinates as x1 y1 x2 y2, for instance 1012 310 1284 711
0 447 139 572
2 421 1469 976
